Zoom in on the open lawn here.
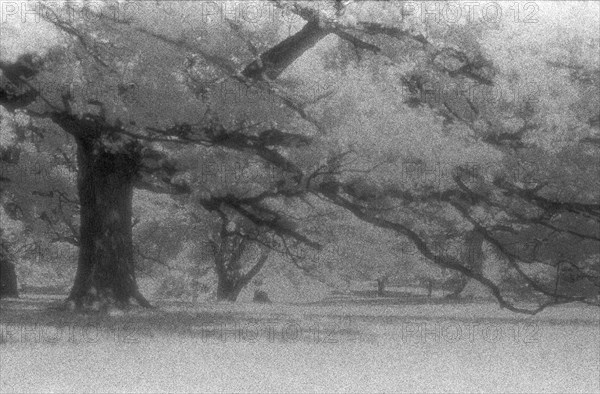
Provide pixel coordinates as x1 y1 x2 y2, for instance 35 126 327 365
1 294 599 393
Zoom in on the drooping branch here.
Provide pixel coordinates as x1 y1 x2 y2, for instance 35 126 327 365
350 171 599 287
446 198 597 304
139 123 310 188
197 193 322 252
318 184 594 314
452 176 600 242
494 178 600 219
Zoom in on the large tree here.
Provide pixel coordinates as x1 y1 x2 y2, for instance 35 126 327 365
0 1 328 308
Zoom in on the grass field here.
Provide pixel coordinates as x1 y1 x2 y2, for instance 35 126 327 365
1 293 599 393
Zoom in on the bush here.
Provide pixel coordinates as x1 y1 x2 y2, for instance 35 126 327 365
253 289 271 303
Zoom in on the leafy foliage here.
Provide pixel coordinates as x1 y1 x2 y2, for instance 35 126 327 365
0 1 598 311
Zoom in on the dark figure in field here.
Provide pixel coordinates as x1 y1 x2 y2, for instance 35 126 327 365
253 289 271 303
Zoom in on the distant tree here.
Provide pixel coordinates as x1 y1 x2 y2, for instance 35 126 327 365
203 212 270 302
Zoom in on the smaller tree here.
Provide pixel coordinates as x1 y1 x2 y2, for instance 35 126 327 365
205 212 270 302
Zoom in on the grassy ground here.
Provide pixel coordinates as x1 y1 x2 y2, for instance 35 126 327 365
1 293 599 393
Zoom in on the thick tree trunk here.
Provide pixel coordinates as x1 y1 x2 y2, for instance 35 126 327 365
444 230 484 299
214 246 269 302
216 276 244 302
457 229 489 299
67 136 150 309
214 240 244 301
242 20 328 81
0 239 18 298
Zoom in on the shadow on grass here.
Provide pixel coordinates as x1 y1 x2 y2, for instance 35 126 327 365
1 292 598 347
0 296 363 344
319 290 468 306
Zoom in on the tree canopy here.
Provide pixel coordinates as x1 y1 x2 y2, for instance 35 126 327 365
1 1 598 313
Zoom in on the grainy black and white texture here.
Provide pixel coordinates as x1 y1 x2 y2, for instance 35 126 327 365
1 1 599 392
